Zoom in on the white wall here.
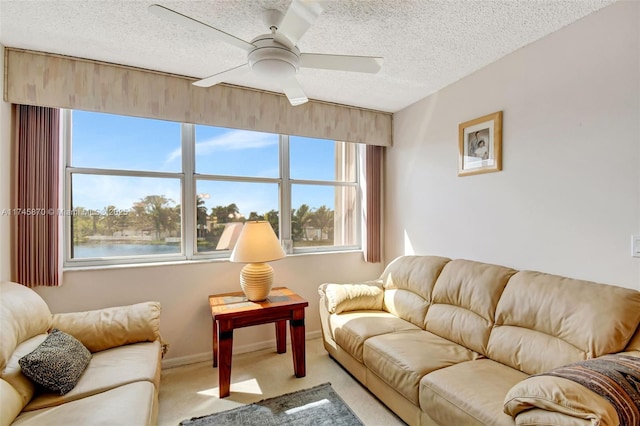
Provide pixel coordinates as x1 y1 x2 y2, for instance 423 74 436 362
387 1 640 290
0 45 12 281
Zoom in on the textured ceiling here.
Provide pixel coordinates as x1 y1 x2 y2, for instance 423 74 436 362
0 0 616 113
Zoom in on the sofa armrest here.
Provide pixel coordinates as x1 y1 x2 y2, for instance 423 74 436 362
51 302 162 353
318 281 383 314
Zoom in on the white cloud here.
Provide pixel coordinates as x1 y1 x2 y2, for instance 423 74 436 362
165 129 277 163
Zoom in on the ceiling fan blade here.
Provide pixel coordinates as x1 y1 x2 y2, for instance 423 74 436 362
300 53 383 73
193 64 251 87
148 4 255 52
281 76 309 106
274 0 325 49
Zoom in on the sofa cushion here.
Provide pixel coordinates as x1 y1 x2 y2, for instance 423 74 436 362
319 282 383 314
488 271 640 375
0 282 52 372
51 301 161 353
329 311 419 362
363 330 479 404
25 340 161 411
18 329 92 395
504 374 619 426
420 358 527 426
12 381 157 426
425 259 516 356
381 256 450 327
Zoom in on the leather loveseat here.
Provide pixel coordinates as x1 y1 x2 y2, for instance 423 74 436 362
318 256 640 425
0 281 164 426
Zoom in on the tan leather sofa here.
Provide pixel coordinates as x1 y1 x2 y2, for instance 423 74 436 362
318 256 640 425
0 281 164 426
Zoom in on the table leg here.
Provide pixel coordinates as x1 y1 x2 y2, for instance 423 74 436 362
218 320 234 398
275 320 287 354
290 309 306 378
212 318 218 368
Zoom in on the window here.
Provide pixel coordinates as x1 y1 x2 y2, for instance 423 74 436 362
64 110 361 266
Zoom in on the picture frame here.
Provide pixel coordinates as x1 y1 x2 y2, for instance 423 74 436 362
458 111 502 176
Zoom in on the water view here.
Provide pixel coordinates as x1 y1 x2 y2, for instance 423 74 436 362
73 243 180 258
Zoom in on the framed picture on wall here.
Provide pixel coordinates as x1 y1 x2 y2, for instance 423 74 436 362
458 111 503 176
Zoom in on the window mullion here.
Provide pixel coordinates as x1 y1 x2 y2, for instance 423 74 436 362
62 109 72 264
182 123 196 259
280 134 292 253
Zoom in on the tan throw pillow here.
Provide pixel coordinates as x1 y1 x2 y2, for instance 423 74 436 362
319 282 383 314
18 329 91 395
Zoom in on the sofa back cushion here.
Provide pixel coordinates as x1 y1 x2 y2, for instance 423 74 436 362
0 282 52 372
424 259 516 355
381 256 450 328
51 302 162 353
488 271 640 375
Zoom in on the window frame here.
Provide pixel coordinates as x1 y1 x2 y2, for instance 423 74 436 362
62 110 362 268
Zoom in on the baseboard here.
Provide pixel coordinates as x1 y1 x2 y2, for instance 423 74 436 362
162 330 322 369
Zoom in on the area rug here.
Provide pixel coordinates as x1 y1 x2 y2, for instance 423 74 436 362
179 382 364 425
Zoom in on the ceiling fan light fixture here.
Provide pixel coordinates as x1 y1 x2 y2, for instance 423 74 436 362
251 59 296 79
248 37 300 79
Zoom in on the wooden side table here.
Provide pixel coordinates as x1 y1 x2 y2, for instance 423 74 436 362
208 287 309 398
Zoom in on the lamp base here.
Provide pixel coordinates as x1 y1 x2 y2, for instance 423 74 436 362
240 262 273 301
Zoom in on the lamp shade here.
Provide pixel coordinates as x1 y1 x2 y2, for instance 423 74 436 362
230 221 285 263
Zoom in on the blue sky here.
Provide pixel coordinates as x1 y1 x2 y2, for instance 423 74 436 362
71 110 341 216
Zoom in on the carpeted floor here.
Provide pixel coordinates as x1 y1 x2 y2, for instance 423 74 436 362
179 382 363 425
158 337 405 425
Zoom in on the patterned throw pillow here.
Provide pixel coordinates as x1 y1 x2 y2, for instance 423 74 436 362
18 328 92 395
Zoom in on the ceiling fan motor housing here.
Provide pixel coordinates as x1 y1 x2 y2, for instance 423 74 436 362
248 35 300 79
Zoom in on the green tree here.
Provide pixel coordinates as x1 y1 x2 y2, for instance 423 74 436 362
312 205 334 241
210 203 240 224
248 211 264 221
264 209 279 237
102 205 118 235
138 195 177 239
291 204 312 241
71 207 93 242
196 196 208 238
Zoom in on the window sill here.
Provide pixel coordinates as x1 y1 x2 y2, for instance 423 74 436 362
62 249 364 272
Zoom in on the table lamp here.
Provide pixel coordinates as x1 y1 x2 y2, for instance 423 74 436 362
230 221 286 301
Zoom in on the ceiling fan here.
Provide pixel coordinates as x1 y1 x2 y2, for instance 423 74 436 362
148 1 383 106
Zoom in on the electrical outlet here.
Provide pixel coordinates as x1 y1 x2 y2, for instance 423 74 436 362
632 235 640 258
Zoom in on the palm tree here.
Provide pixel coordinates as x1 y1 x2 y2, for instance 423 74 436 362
196 196 208 238
291 204 312 241
211 203 240 224
312 205 334 241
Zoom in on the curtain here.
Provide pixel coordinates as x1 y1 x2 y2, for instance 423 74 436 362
12 105 61 287
364 145 383 263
